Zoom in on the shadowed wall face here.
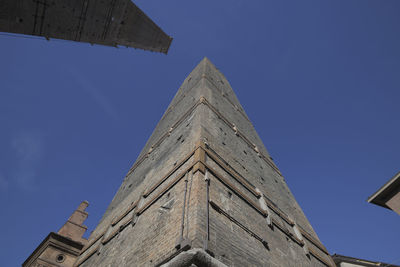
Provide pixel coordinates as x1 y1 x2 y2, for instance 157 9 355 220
0 0 172 53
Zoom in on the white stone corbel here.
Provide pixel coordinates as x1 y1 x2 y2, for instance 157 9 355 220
168 127 174 136
255 188 273 227
233 124 239 136
254 145 261 157
291 218 310 257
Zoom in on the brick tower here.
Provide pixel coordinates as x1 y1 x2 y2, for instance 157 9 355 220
76 58 334 267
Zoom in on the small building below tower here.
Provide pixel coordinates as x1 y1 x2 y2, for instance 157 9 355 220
23 201 89 267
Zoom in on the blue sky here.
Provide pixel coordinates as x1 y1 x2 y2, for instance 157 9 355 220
1 0 400 266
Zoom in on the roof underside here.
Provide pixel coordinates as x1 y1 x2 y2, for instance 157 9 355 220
332 254 400 267
368 171 400 209
0 0 172 53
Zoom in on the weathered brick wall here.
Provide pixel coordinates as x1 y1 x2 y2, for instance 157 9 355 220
81 178 184 266
76 58 333 267
201 102 320 241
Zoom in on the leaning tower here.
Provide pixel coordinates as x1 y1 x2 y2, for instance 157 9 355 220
76 58 334 267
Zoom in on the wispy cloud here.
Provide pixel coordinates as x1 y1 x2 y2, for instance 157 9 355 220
69 69 119 121
11 131 44 191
